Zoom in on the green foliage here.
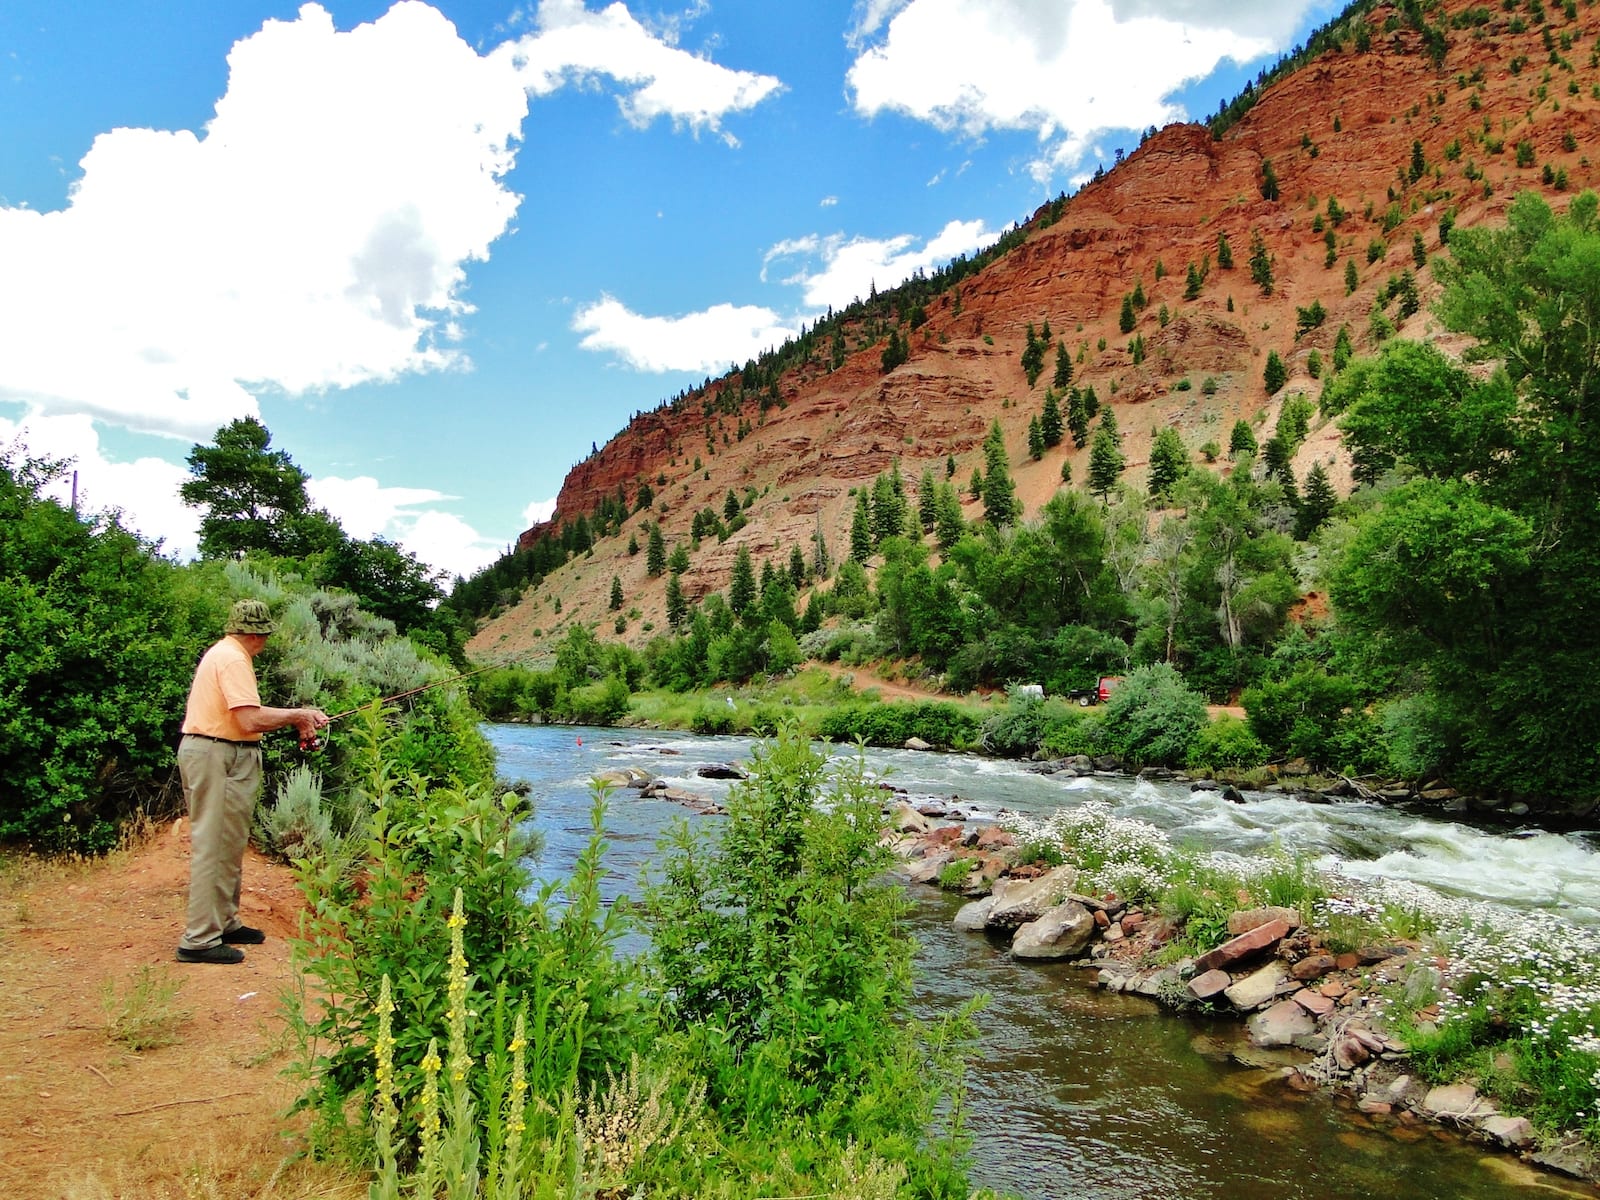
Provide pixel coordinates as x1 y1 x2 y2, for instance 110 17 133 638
1242 668 1375 767
1228 420 1258 459
1263 350 1288 394
1147 427 1189 501
817 701 980 749
1119 293 1137 334
1185 714 1269 770
0 448 215 848
1249 229 1274 295
1096 663 1208 766
290 716 644 1151
644 730 979 1191
1087 426 1124 499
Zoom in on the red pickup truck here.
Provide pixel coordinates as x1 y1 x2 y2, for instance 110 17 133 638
1067 676 1124 706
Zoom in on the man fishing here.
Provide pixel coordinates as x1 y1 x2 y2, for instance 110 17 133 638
174 599 328 965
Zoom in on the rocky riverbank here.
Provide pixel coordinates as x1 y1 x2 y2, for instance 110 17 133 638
886 811 1600 1186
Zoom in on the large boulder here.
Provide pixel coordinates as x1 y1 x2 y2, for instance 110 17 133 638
1224 962 1288 1011
953 896 998 931
1011 901 1096 959
593 768 653 788
697 762 748 780
1227 906 1302 935
985 866 1080 929
889 802 932 834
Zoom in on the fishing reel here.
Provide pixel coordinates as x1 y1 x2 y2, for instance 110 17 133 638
299 731 331 754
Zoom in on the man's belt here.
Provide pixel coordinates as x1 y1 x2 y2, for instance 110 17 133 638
181 732 262 748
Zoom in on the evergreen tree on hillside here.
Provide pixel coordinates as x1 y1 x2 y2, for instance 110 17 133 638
1119 294 1137 334
646 522 666 577
609 575 623 611
811 513 830 579
665 571 688 629
1053 341 1074 390
728 545 756 615
1041 390 1064 447
849 492 872 564
1294 462 1337 540
1087 426 1125 500
1028 415 1045 460
1264 350 1289 394
1147 427 1189 501
981 421 1021 527
668 542 691 575
934 483 965 548
1021 322 1045 386
1217 231 1234 269
1099 407 1121 447
917 467 938 533
1229 419 1259 460
1260 158 1280 202
1249 229 1274 296
723 489 741 523
1067 388 1091 449
788 543 808 589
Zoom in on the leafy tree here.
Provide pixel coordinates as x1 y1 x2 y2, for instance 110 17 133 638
728 544 757 615
1329 191 1600 798
646 522 667 577
1147 427 1188 500
1087 426 1125 499
1263 349 1288 394
609 574 624 610
182 417 329 559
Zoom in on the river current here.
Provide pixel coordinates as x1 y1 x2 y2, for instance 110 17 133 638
485 723 1600 1199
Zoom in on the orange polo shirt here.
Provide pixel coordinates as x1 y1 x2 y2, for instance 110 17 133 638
181 636 263 743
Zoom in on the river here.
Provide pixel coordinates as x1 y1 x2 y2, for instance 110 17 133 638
485 722 1600 1199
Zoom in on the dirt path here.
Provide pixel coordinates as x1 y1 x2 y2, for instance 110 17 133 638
814 661 987 706
0 822 354 1200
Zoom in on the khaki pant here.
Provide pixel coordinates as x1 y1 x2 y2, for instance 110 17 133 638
177 735 263 950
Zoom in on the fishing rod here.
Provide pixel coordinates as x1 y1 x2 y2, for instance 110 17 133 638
299 661 505 751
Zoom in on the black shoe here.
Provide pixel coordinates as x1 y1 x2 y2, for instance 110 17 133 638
221 924 265 945
176 944 245 964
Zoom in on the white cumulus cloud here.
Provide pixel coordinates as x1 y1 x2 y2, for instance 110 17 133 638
0 2 530 441
572 295 799 373
846 0 1325 180
498 0 783 144
764 218 994 311
523 496 559 526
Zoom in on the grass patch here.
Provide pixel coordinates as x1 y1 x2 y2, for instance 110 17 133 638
103 964 189 1051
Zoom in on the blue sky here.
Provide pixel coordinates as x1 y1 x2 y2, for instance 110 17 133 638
0 0 1340 581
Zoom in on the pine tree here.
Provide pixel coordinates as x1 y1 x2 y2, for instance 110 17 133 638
1131 279 1147 309
728 544 756 614
1344 257 1359 295
917 467 938 533
969 467 984 500
1053 341 1073 389
1067 388 1091 448
665 572 688 629
1294 462 1337 539
1263 349 1288 394
723 489 740 523
981 421 1020 526
1099 407 1121 447
1119 294 1137 334
609 575 623 611
1082 385 1100 420
646 522 666 577
1262 434 1292 481
1184 261 1203 300
1147 426 1188 500
627 532 639 556
849 492 872 563
1249 229 1274 296
1027 415 1045 460
1217 231 1234 269
1260 158 1280 201
788 543 808 589
811 513 830 579
634 480 654 512
1041 390 1064 447
1229 419 1258 460
1021 322 1045 386
667 542 690 574
945 454 957 479
1332 323 1354 372
934 483 965 548
1087 426 1125 499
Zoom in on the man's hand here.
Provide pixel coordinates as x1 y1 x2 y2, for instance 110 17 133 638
292 708 331 739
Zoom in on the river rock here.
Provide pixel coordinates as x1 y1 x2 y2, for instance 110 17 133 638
889 802 932 834
1189 968 1232 1000
697 762 747 780
904 736 932 751
1249 998 1316 1048
593 767 653 788
1291 954 1337 982
1227 906 1302 935
1193 918 1293 974
1481 1115 1536 1149
1220 785 1246 804
1422 1083 1482 1120
953 896 997 932
1291 988 1335 1017
1224 962 1288 1012
1012 901 1096 959
904 850 955 885
986 866 1079 929
1092 754 1121 771
973 826 1016 850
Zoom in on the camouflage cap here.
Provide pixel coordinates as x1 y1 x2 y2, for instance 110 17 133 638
224 599 276 636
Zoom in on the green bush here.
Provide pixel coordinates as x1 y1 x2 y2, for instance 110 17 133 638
0 448 216 848
1186 714 1269 770
818 701 979 749
1096 664 1208 766
1242 668 1365 767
